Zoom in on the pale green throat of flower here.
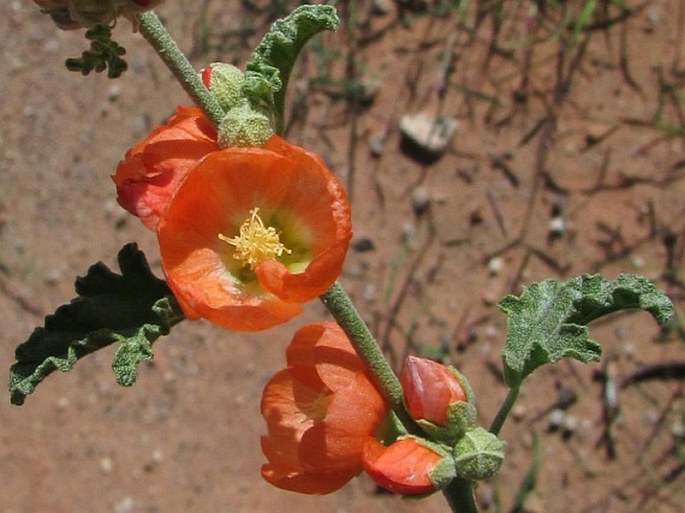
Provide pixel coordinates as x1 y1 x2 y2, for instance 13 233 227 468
219 208 291 270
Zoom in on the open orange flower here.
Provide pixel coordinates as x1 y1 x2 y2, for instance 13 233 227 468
112 106 219 230
261 322 388 494
156 135 351 331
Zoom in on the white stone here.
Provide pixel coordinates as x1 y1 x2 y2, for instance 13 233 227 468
400 112 458 156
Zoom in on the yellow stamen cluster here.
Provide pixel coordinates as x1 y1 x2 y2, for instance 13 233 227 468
219 208 291 270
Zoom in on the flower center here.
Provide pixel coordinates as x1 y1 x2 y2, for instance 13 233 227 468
297 390 333 425
219 208 291 270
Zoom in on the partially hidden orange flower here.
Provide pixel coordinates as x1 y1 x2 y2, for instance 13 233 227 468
156 135 352 331
112 106 219 230
261 322 388 494
362 436 446 495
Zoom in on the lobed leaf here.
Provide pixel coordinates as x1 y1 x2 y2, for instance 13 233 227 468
8 244 184 405
244 4 340 132
498 274 673 388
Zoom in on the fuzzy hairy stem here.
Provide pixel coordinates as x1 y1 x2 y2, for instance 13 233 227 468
137 11 224 127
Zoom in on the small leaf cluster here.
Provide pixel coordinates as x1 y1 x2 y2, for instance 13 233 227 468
65 24 128 79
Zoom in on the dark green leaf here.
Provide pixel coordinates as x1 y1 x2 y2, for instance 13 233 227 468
498 274 673 388
9 244 184 405
65 24 128 78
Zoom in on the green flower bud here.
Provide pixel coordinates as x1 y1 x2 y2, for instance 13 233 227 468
453 427 505 481
201 63 246 113
218 102 275 148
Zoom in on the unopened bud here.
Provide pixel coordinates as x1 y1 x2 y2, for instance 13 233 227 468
362 436 455 495
453 427 505 481
218 102 274 148
401 356 476 442
201 63 246 113
401 355 466 425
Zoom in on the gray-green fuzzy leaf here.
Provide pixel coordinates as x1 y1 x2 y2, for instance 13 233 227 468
498 274 673 388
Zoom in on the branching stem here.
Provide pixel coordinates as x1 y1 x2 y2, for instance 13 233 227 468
489 385 520 436
442 478 479 513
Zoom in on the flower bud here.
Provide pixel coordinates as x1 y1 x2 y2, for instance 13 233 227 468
453 427 505 481
400 356 477 443
200 63 246 113
218 102 274 148
362 436 456 495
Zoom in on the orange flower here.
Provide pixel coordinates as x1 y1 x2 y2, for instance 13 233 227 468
157 136 351 331
261 322 388 494
362 437 446 495
112 106 219 230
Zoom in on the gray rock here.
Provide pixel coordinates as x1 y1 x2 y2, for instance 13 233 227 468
400 112 458 156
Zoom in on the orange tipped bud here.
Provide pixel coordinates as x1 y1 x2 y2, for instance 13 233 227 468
400 355 467 426
362 437 454 495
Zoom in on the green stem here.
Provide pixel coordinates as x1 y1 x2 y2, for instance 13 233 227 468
136 11 225 128
489 385 520 436
442 478 479 513
320 281 404 410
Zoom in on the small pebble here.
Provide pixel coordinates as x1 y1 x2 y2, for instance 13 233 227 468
547 408 566 431
114 497 135 513
100 456 113 474
548 216 565 238
362 283 377 303
400 112 458 156
368 132 386 158
411 187 431 217
352 237 375 252
372 0 393 15
511 404 527 422
107 84 121 102
487 256 503 276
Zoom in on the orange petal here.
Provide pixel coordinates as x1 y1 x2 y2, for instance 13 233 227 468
112 106 218 230
299 373 386 474
254 136 352 302
261 459 353 495
362 437 442 495
286 322 365 388
260 369 362 495
157 148 303 330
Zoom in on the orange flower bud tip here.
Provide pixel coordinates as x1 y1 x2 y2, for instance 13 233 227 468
401 355 467 426
218 208 292 271
201 66 212 88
